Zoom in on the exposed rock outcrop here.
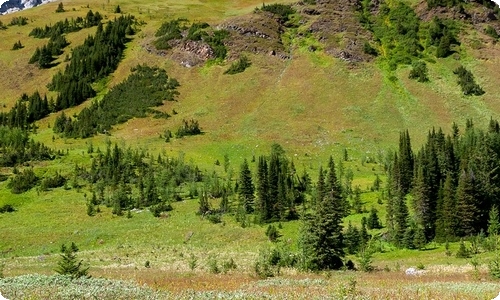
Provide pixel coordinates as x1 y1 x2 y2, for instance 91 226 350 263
1 0 55 15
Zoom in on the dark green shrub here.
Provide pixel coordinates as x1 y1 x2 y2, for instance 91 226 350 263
150 202 173 217
0 204 16 213
8 168 38 194
260 3 295 23
265 224 281 242
485 25 499 40
408 61 429 82
12 40 23 50
176 119 201 137
9 16 28 26
453 66 485 96
224 56 251 75
40 172 66 190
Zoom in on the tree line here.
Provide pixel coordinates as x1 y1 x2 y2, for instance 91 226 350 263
48 15 136 111
386 119 500 248
29 11 102 39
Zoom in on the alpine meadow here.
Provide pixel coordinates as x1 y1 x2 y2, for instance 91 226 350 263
1 0 500 299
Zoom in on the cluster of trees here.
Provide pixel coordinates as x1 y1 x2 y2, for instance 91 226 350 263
76 143 203 217
386 119 500 248
238 145 309 223
408 61 429 82
454 66 485 96
29 11 102 38
48 15 135 110
29 34 69 68
0 126 55 167
8 167 38 194
154 18 229 60
0 92 51 130
53 65 179 138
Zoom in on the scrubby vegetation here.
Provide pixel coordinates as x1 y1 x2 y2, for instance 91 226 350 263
53 65 179 138
48 15 135 110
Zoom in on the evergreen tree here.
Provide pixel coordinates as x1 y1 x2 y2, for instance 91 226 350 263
398 130 414 196
488 205 500 237
55 242 89 279
455 168 481 237
344 221 361 254
367 207 382 229
238 159 255 213
435 173 457 241
393 193 409 247
256 156 270 222
55 2 65 13
300 160 345 270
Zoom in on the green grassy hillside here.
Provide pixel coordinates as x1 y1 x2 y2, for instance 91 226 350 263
1 0 500 298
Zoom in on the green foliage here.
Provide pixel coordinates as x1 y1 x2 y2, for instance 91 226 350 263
48 15 135 110
408 61 429 82
115 5 122 14
455 240 470 258
363 42 378 56
485 25 499 40
176 119 202 138
154 19 184 49
265 224 281 242
260 3 295 23
0 204 16 213
186 22 209 41
299 158 345 271
0 126 55 166
55 242 89 279
9 16 28 26
488 205 500 236
30 11 102 38
453 66 485 96
238 159 255 213
29 34 69 69
357 247 374 272
367 207 382 229
150 202 173 217
8 168 38 194
54 65 179 138
372 2 422 68
224 56 251 75
40 172 66 191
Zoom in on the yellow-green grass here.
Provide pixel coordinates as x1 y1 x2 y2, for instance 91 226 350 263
2 0 500 296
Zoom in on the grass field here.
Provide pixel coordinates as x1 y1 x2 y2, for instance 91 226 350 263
1 0 500 298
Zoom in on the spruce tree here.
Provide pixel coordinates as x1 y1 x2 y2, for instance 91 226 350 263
55 242 89 279
456 168 481 237
435 173 457 241
367 207 382 229
238 159 255 213
344 221 361 254
301 159 345 270
488 205 500 237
